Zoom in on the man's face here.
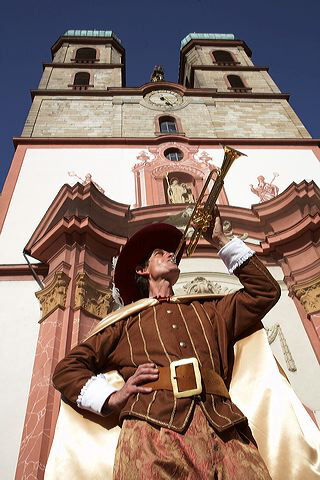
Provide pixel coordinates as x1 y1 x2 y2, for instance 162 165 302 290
140 249 180 285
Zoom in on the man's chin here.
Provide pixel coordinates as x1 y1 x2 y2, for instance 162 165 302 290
168 267 180 285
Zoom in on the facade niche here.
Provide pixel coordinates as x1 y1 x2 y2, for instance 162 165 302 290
75 47 97 63
164 172 195 204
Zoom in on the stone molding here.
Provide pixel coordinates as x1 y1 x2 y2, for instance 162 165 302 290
292 275 320 314
74 272 112 319
266 323 297 372
35 271 70 322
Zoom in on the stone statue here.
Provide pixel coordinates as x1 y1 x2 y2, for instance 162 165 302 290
250 173 279 203
68 171 105 194
223 220 248 241
150 65 165 82
167 178 185 204
181 183 195 203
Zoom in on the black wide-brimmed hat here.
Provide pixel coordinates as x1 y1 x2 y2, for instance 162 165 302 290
114 223 185 305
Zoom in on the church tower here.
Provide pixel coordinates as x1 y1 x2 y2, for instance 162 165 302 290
0 31 319 479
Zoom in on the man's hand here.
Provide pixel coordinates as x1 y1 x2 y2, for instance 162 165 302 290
202 207 230 250
101 363 158 415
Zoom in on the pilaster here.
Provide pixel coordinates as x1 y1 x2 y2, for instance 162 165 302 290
15 182 128 479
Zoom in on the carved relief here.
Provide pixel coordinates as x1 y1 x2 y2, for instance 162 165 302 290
183 277 232 295
292 275 320 314
223 220 248 241
35 272 70 322
74 273 112 319
134 150 152 167
198 151 213 165
164 207 194 237
266 324 297 372
250 172 279 203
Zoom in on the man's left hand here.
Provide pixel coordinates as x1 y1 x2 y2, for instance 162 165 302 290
202 207 229 250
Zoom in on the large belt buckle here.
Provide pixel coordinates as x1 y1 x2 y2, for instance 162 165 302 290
170 357 202 399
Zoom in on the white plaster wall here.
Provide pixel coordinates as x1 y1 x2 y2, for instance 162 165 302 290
0 280 40 480
0 148 139 264
194 147 320 208
1 147 319 263
175 258 320 411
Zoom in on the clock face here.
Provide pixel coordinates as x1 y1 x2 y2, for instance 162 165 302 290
144 90 184 110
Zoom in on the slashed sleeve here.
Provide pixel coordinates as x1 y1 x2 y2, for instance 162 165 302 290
217 237 281 342
52 320 124 415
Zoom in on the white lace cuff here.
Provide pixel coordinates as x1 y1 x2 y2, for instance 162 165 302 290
218 237 255 274
76 374 119 415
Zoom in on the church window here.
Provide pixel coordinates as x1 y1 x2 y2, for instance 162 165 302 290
226 74 251 92
164 148 183 162
159 117 178 133
75 47 97 63
73 72 91 90
212 50 236 65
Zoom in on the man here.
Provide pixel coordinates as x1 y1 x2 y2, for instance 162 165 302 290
53 212 280 479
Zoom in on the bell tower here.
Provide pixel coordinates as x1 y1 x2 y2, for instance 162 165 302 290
179 33 309 139
22 30 125 138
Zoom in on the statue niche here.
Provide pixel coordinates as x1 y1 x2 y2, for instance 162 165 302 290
164 172 195 205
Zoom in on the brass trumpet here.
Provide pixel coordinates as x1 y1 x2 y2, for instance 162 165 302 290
172 146 247 261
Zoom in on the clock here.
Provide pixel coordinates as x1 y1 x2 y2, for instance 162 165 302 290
143 90 185 110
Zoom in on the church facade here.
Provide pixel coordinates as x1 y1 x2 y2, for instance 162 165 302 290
0 30 319 479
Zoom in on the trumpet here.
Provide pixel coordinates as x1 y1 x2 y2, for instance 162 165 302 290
172 146 247 261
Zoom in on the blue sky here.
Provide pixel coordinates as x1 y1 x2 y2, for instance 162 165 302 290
1 0 319 190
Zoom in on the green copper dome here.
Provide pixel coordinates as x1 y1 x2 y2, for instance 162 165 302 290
64 30 122 44
180 33 235 49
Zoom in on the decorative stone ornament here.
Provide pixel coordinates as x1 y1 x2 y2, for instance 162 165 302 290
292 275 320 314
35 272 70 322
74 273 112 319
183 277 232 295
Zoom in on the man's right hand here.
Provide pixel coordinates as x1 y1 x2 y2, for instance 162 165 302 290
101 363 159 415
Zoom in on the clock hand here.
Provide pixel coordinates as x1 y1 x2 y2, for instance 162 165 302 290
160 95 174 106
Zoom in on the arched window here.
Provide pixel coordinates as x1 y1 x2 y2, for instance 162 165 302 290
159 116 177 134
164 148 183 162
212 50 235 65
227 74 250 91
75 47 97 63
73 72 91 90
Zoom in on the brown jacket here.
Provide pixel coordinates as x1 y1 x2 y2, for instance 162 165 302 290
53 256 280 433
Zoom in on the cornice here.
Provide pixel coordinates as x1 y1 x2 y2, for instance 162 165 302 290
180 39 252 57
51 36 124 56
13 136 320 148
24 182 130 261
0 263 48 278
42 63 124 70
30 87 290 101
190 65 269 72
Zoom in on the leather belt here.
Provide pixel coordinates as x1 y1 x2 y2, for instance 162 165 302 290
145 357 230 399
